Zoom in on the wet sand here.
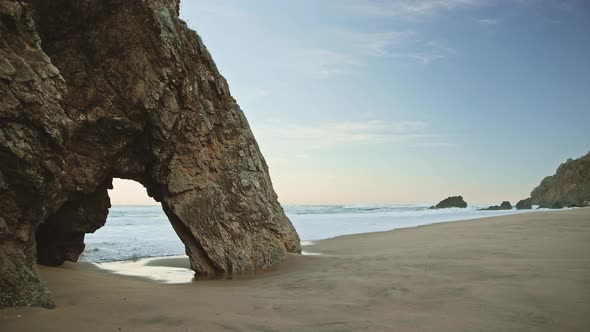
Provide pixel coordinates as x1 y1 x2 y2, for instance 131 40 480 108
1 208 589 331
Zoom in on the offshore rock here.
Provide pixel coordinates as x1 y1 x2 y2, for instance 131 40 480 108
515 198 532 210
430 196 468 209
531 151 590 208
481 201 512 211
0 0 300 308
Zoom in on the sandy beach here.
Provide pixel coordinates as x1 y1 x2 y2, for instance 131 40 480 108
1 208 589 331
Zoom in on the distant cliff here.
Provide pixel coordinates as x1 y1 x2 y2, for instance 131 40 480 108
531 151 590 207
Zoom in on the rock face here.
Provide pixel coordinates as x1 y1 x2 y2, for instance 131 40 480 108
430 196 467 209
531 151 590 208
515 198 532 210
0 0 300 308
481 201 512 211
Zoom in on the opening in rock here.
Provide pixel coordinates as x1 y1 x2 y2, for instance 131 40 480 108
1 0 300 308
82 179 185 263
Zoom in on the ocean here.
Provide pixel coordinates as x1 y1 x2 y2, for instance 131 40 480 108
81 204 549 263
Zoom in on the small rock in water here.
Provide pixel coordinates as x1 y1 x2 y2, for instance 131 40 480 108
481 201 512 211
430 196 468 209
515 198 532 210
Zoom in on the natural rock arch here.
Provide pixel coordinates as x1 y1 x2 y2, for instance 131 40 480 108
0 0 300 308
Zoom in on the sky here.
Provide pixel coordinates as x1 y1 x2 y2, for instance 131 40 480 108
110 0 590 205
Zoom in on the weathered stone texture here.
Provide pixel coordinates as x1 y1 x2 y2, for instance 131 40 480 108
515 198 532 210
481 201 512 211
531 152 590 208
0 0 300 308
430 196 468 209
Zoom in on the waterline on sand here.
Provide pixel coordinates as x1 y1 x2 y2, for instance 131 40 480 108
96 248 323 283
83 204 555 263
89 207 566 282
95 256 195 284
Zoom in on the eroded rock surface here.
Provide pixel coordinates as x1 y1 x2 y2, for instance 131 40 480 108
515 198 532 210
531 151 590 208
481 201 512 211
0 0 300 308
430 196 468 209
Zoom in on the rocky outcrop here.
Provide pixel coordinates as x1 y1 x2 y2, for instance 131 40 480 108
0 0 300 308
531 151 590 208
515 198 532 210
481 201 512 211
430 196 467 209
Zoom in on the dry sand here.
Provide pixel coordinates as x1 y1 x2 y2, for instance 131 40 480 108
1 208 589 331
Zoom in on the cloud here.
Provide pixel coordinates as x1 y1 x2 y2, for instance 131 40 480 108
253 119 432 148
292 49 361 78
556 0 581 11
475 17 501 25
346 0 483 20
350 30 455 63
336 1 501 64
388 51 446 63
356 31 407 56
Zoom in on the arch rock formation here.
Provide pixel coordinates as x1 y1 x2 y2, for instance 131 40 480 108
0 0 301 308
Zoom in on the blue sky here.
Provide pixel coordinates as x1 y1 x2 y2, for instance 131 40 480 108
112 0 590 205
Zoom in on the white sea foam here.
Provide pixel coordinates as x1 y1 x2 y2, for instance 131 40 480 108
95 256 195 283
287 204 547 242
82 204 557 263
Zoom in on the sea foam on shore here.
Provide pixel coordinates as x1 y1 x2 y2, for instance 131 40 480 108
82 204 553 263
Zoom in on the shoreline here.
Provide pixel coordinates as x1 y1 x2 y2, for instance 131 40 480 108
307 207 576 246
83 204 560 263
87 207 577 283
85 206 568 263
2 208 589 331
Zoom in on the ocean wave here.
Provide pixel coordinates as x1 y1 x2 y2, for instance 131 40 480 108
82 204 555 263
283 204 431 215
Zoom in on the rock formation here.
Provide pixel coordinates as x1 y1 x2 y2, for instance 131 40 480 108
481 201 512 211
430 196 467 209
515 198 532 210
531 151 590 208
0 0 300 308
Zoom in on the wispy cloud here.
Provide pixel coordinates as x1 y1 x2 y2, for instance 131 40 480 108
398 39 455 63
350 30 455 63
355 31 408 57
336 1 505 64
254 119 432 148
556 0 581 11
388 51 445 63
292 49 361 78
475 17 502 25
346 0 483 20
